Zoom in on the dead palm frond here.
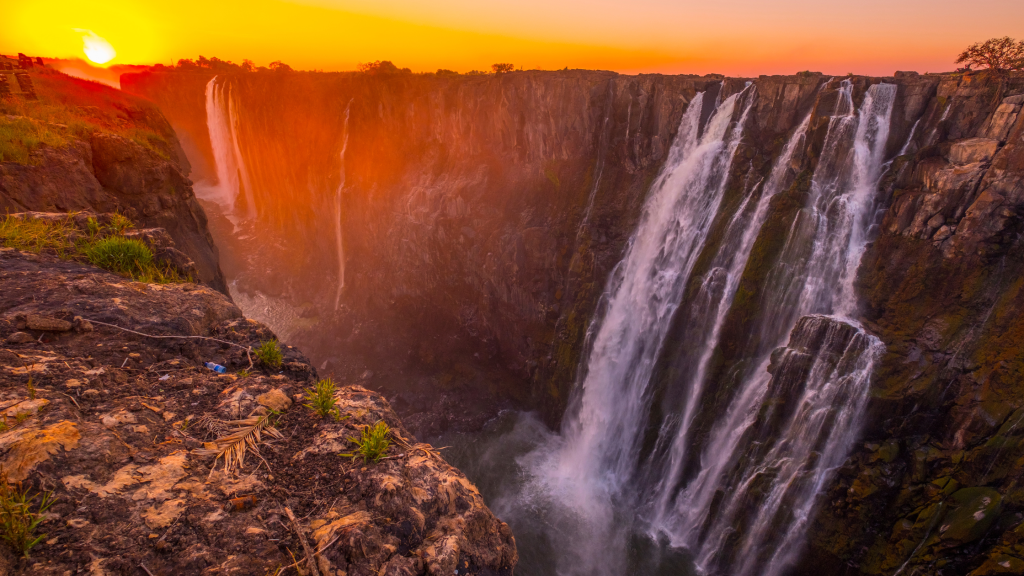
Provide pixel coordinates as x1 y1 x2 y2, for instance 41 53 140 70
192 414 228 436
193 413 283 473
390 429 447 460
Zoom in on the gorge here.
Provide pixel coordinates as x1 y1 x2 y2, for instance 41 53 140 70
118 67 1024 575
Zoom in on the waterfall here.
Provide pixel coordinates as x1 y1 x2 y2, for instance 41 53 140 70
648 80 896 576
506 79 896 576
497 85 755 576
197 76 255 221
649 106 816 519
333 100 352 310
559 85 753 490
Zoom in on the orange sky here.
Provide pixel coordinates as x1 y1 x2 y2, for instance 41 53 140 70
2 0 1022 76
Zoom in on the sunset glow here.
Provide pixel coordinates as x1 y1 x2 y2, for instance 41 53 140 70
1 0 1022 75
74 29 117 64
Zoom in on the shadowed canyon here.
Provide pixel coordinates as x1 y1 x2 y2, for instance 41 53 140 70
0 57 1023 575
114 66 1024 576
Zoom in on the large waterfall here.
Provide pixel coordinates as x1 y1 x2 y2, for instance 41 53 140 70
488 79 897 576
195 75 255 221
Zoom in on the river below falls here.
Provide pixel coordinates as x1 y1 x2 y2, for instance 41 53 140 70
428 411 700 576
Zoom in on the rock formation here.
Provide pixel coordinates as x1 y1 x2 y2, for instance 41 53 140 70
0 247 516 575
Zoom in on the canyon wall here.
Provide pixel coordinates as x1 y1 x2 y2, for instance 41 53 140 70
123 68 1024 574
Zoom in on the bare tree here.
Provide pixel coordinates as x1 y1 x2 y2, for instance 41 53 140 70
956 37 1024 72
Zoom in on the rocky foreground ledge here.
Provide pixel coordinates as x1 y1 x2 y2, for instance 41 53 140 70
0 247 516 575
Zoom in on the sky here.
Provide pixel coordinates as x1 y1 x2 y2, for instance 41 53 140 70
1 0 1022 76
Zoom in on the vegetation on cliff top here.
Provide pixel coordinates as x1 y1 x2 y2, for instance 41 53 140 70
0 213 190 283
0 68 175 164
957 37 1024 72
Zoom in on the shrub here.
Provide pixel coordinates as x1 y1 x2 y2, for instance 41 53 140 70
956 37 1024 72
83 236 154 277
303 378 345 420
0 470 55 558
255 339 283 369
345 421 391 463
491 63 514 74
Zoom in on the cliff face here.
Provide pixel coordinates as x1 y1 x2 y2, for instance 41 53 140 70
124 70 740 427
0 69 227 293
124 68 1024 574
801 76 1024 575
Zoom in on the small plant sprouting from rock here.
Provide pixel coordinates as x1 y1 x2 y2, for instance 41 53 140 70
304 378 344 419
255 339 283 369
344 421 392 464
108 212 134 234
0 469 55 558
85 216 102 237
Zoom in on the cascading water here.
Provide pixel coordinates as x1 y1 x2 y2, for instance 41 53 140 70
485 79 898 576
196 76 255 221
492 85 756 576
647 80 896 576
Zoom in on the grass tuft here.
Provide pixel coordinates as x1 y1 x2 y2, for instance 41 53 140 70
255 339 283 369
344 421 392 464
82 236 154 277
303 378 347 420
0 469 55 558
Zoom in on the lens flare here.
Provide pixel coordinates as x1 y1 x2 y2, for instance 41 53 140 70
73 28 116 64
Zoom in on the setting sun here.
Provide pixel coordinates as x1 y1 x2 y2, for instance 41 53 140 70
74 29 116 64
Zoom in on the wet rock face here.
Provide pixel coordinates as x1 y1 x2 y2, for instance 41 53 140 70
795 73 1024 575
0 124 226 294
0 248 515 575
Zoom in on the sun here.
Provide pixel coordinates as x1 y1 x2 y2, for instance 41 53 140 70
73 28 116 64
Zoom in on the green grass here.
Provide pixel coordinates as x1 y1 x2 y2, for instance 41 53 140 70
344 421 392 464
0 469 55 558
255 339 283 369
0 116 72 164
0 215 77 255
82 236 154 276
0 214 191 284
303 378 346 420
